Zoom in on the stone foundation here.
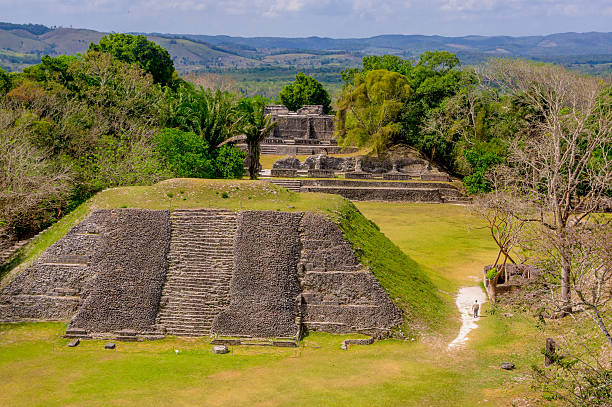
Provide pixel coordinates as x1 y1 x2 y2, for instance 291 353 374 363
302 186 442 202
271 168 298 177
308 169 335 178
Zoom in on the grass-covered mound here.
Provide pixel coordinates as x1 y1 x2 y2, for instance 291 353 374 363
3 178 445 334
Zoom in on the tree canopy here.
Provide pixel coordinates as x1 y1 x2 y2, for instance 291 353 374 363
0 67 10 96
89 34 176 87
336 69 411 154
279 72 331 113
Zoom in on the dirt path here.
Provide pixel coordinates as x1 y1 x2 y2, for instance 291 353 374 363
448 286 487 349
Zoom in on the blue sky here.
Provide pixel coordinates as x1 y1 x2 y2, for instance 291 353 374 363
2 0 611 37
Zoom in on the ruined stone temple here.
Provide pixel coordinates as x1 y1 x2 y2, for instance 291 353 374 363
0 209 402 343
232 105 356 155
265 105 335 141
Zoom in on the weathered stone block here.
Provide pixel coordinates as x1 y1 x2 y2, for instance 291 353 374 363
212 345 229 354
67 339 80 347
271 168 298 177
308 169 335 178
345 172 373 180
420 173 450 182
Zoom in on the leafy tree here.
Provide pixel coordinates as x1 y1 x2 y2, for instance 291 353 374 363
336 69 411 154
279 72 331 113
462 147 503 194
0 67 11 96
238 96 277 179
89 33 175 87
22 55 80 87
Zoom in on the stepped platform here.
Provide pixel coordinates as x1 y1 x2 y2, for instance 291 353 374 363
256 143 356 155
156 209 238 337
2 207 404 342
265 178 467 203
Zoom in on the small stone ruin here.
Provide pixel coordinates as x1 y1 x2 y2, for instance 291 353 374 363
272 154 451 181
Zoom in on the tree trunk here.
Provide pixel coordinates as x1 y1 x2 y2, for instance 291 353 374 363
487 278 497 303
248 153 257 179
248 143 260 180
560 249 572 316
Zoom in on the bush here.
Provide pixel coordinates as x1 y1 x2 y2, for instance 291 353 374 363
462 148 504 194
485 267 499 280
213 145 245 179
154 128 213 178
155 128 245 179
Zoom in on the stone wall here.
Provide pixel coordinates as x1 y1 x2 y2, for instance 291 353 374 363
0 211 106 321
265 104 335 142
68 210 170 333
212 211 303 338
302 186 443 202
297 105 324 115
301 179 455 190
270 115 335 141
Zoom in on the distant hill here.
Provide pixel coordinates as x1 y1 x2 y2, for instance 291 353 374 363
1 22 611 76
177 32 612 62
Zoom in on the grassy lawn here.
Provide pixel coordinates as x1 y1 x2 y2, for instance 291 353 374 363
259 149 365 170
0 190 548 406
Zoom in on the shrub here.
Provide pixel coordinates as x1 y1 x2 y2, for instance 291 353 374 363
213 145 245 179
485 267 499 280
462 148 504 194
154 128 213 178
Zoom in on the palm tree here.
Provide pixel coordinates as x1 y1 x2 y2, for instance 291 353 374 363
238 97 277 179
162 85 241 149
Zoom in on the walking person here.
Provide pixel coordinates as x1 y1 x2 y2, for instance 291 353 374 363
472 300 480 318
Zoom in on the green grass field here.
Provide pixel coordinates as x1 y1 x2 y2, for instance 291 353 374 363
0 182 552 406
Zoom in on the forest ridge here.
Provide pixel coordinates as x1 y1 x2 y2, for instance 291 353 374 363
1 21 612 74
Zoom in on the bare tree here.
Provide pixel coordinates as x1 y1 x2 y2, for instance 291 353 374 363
482 59 612 315
566 221 612 346
0 128 72 239
471 184 528 302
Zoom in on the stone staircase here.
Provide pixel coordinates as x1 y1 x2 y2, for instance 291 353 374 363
156 209 237 337
260 145 281 154
0 239 30 267
266 179 302 192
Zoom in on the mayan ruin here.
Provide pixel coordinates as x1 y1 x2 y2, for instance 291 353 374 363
0 208 402 345
2 6 610 404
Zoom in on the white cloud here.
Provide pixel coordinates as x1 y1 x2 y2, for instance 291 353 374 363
440 0 499 12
